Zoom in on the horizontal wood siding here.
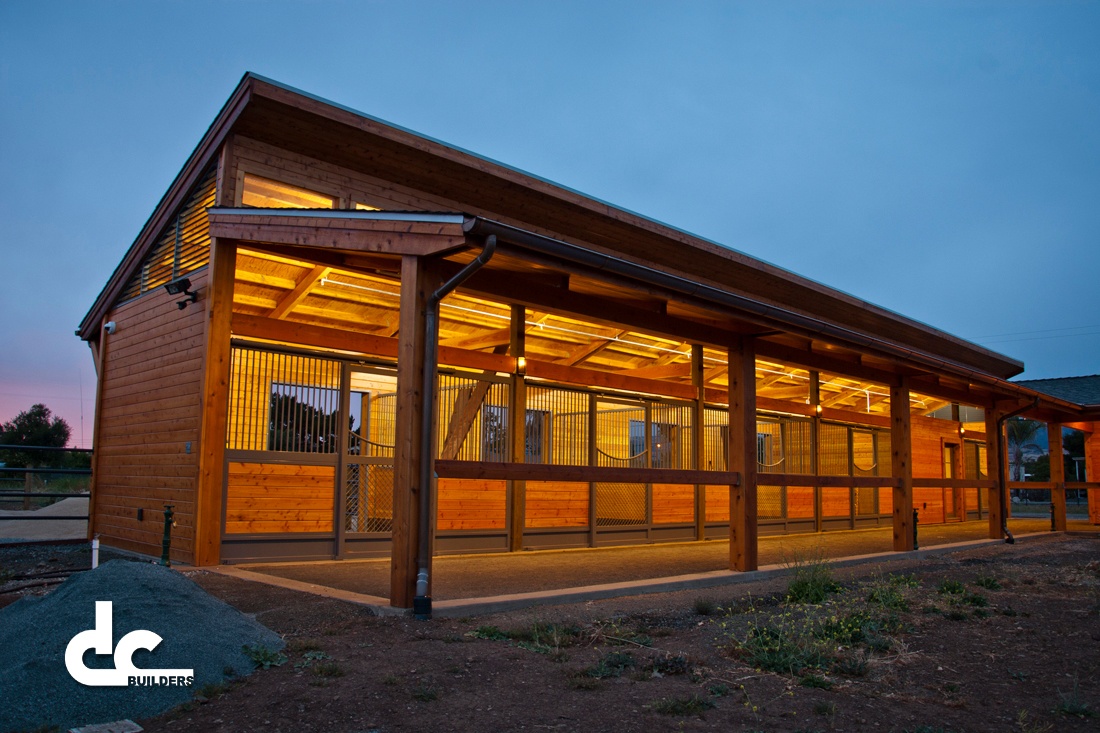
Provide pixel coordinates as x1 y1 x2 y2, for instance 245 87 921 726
436 478 506 531
225 461 334 534
821 487 850 517
787 486 815 519
93 271 208 561
704 484 730 522
652 484 694 524
525 481 588 528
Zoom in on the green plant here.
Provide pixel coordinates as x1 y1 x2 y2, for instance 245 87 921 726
693 597 718 616
814 700 837 716
867 582 909 611
1056 676 1094 718
196 681 231 699
649 653 690 676
833 652 869 677
467 625 508 640
975 575 1002 590
785 555 841 604
707 683 730 697
1016 709 1053 733
649 694 716 716
381 673 400 685
584 650 636 679
961 592 988 607
799 673 833 689
312 661 344 678
938 579 965 595
243 644 287 669
889 572 921 588
286 637 324 653
294 649 332 669
412 684 439 702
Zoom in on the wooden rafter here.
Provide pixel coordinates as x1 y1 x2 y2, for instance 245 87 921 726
439 327 511 351
269 265 330 320
557 330 626 366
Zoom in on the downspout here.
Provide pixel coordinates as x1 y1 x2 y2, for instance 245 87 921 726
996 397 1040 544
414 234 497 619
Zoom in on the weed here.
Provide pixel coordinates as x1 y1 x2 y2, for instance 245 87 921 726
945 609 969 621
567 674 601 690
973 608 991 619
412 684 439 702
833 652 869 677
786 555 841 604
1016 709 1053 733
867 582 910 611
294 649 332 669
961 592 988 607
381 673 400 686
242 644 287 669
707 683 731 697
814 700 837 716
736 620 830 674
222 666 236 677
466 625 508 641
1010 670 1029 682
889 572 921 588
286 638 323 653
938 579 965 595
1056 676 1094 718
649 694 716 716
922 604 941 615
975 575 1002 590
584 650 636 679
649 653 691 676
799 673 833 690
694 597 718 616
1001 607 1018 617
312 661 345 678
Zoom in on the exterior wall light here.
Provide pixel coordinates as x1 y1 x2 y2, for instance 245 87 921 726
515 356 527 375
815 404 823 415
164 276 199 310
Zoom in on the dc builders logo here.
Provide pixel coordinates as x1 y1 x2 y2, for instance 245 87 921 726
65 601 195 687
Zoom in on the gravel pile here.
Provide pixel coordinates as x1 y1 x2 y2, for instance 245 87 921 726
0 560 284 732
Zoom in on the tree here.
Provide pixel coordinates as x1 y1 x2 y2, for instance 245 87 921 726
1005 418 1043 482
0 404 71 468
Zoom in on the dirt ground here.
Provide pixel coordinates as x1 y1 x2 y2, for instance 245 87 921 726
3 535 1099 733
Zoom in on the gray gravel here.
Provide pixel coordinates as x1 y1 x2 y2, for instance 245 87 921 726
0 560 283 732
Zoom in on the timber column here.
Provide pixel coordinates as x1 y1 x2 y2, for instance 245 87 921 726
1087 427 1100 525
890 377 914 551
391 256 440 608
984 408 1005 539
728 337 757 571
1049 423 1067 531
508 305 527 551
195 237 237 566
692 344 706 541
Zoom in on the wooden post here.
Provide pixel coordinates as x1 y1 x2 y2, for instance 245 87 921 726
728 337 757 571
86 320 112 539
1048 423 1067 531
984 408 1005 539
692 344 706 541
508 305 527 552
809 371 822 532
890 377 914 551
1087 426 1100 525
390 255 439 608
194 237 237 567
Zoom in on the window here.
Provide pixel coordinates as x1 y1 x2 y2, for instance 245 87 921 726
241 173 335 209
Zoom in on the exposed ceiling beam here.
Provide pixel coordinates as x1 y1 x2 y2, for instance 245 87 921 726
439 327 512 351
557 330 626 366
269 265 330 320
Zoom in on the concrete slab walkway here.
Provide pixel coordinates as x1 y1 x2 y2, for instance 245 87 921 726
201 517 1097 617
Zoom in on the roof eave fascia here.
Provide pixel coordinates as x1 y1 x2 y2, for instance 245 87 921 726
76 73 258 341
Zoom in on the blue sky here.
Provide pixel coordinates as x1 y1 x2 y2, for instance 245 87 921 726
1 1 1098 447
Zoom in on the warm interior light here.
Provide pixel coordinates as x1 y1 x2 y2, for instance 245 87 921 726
815 404 823 415
515 356 527 375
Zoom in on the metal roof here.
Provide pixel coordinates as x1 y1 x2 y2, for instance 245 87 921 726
1013 375 1100 407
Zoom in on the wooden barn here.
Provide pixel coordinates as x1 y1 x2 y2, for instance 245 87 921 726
78 73 1100 611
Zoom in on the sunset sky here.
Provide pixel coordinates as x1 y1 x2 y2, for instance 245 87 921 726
2 1 1098 448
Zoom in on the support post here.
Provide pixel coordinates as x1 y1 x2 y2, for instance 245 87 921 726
984 408 1005 539
890 377 914 551
1087 426 1100 525
508 305 527 552
390 256 439 608
728 337 757 571
809 371 822 532
692 344 706 541
194 237 236 567
1048 423 1067 531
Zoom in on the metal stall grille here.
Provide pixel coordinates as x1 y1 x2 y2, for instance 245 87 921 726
345 375 397 534
595 401 648 525
227 347 342 453
526 385 589 465
436 371 511 461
